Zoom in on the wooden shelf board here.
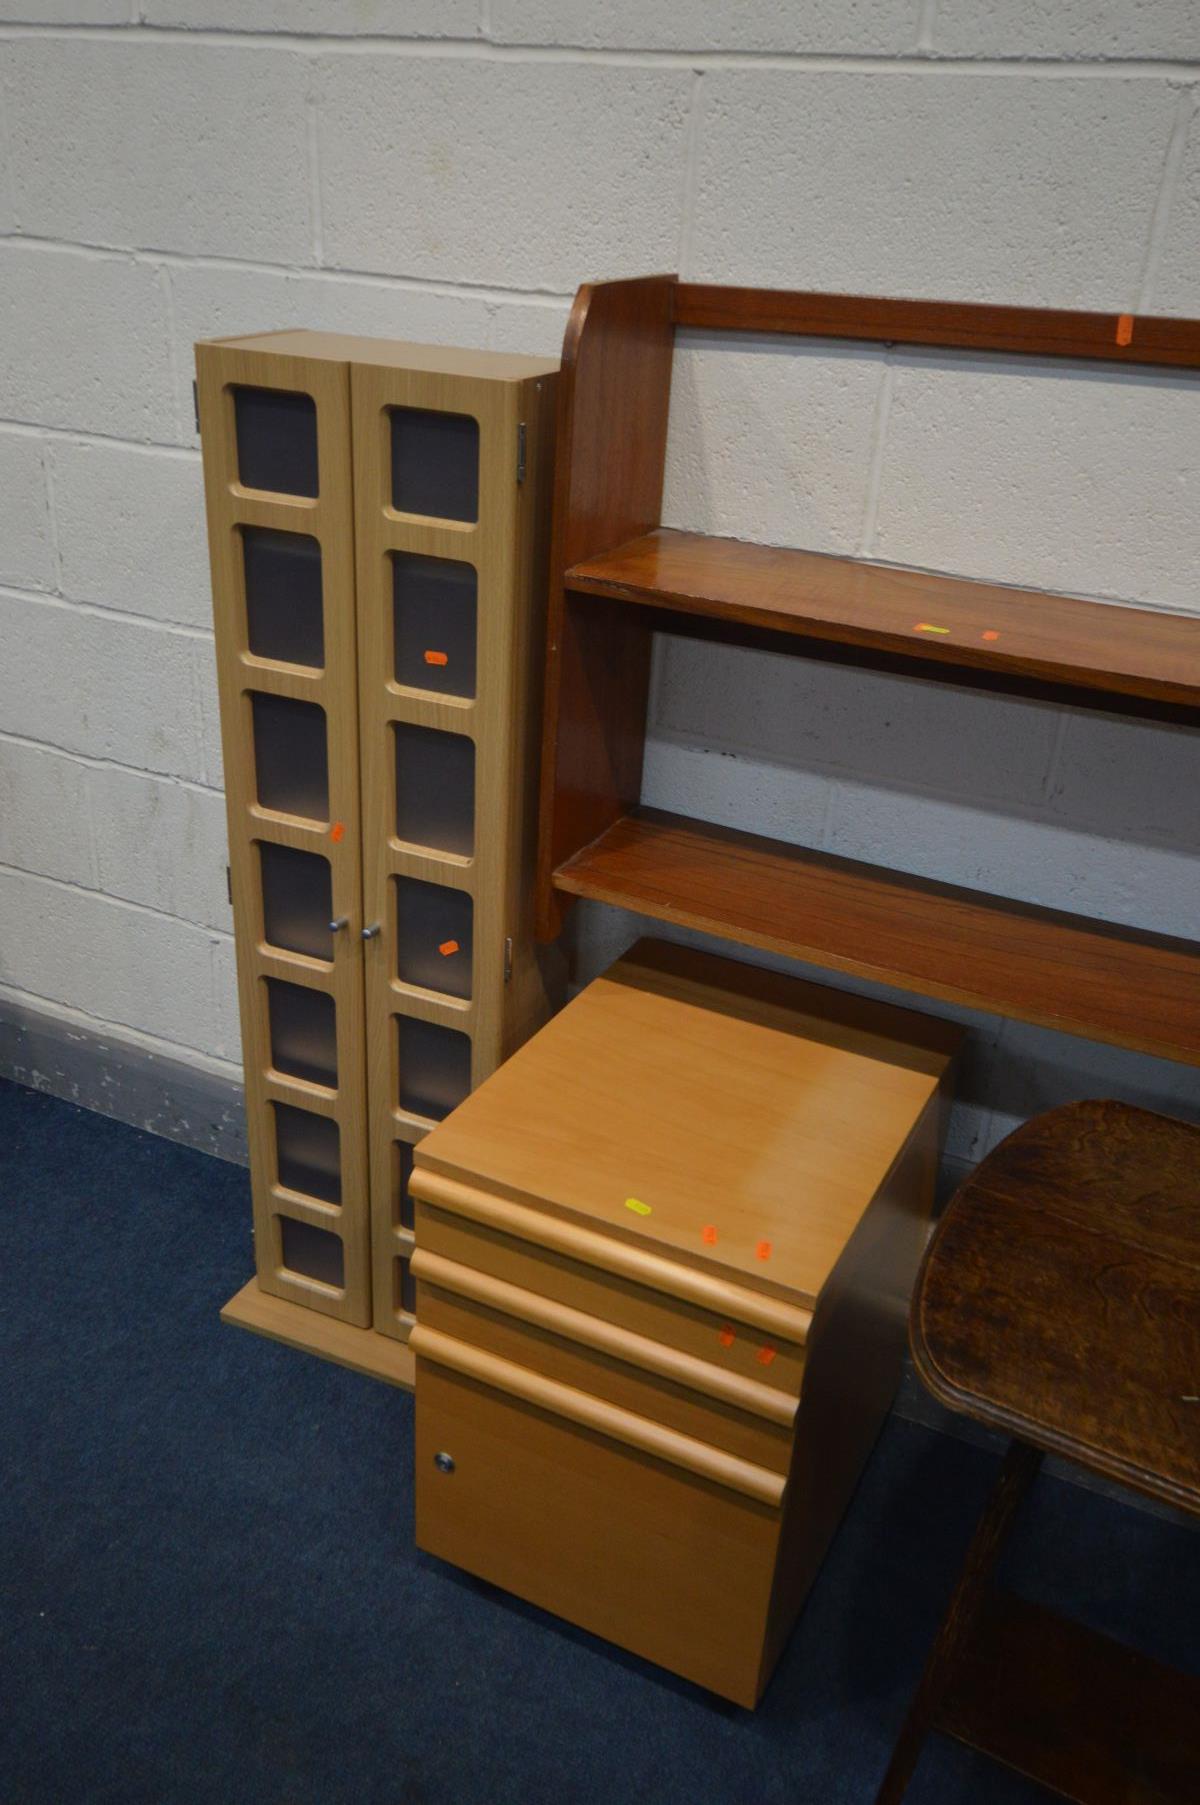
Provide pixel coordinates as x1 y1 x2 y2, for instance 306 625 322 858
221 1279 415 1391
672 284 1200 370
552 809 1200 1067
566 529 1200 712
939 1590 1200 1805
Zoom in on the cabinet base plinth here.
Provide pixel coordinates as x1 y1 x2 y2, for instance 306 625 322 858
220 1279 415 1391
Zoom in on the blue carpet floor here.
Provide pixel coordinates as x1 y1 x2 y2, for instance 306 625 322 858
1 1076 1196 1805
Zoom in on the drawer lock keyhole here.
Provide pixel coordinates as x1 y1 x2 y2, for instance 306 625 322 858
434 1451 455 1475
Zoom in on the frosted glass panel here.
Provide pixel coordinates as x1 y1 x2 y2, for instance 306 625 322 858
234 386 318 498
395 877 473 1000
394 723 474 856
251 693 329 821
392 552 477 697
395 1140 415 1232
242 528 324 668
266 979 337 1089
397 1015 471 1122
279 1216 344 1288
273 1101 341 1204
390 407 478 522
259 842 332 960
398 1255 416 1317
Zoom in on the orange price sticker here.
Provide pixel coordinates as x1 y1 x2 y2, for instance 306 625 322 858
1116 313 1134 348
718 1324 735 1349
330 821 345 843
424 649 449 666
982 630 1000 642
755 1239 772 1262
701 1224 718 1246
438 939 460 957
756 1345 777 1368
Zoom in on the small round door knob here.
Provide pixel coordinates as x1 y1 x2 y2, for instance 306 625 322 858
361 922 381 940
433 1451 455 1475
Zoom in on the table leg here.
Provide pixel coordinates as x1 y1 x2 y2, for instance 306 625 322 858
873 1438 1044 1804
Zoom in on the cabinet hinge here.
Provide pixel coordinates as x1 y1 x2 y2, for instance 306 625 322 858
226 864 232 906
504 936 513 983
516 422 526 484
193 380 202 436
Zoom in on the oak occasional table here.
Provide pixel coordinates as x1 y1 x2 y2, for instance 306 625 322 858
876 1098 1200 1804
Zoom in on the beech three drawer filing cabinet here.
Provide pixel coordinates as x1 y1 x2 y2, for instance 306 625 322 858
196 331 561 1373
408 940 963 1706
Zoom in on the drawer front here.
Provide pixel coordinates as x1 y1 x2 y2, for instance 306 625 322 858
416 1268 795 1476
415 1355 781 1707
415 1197 807 1398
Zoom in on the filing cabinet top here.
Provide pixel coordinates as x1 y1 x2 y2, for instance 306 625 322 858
206 328 559 383
416 940 962 1309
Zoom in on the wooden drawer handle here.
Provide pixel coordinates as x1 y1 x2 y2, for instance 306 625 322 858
410 1323 787 1508
410 1168 813 1346
412 1247 799 1426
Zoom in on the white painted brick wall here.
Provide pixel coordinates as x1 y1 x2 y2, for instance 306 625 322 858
0 432 53 589
932 2 1200 62
193 643 223 789
873 360 1200 608
315 58 693 289
52 441 211 626
1154 100 1200 313
650 643 1062 811
1050 710 1200 843
0 3 128 21
690 74 1176 305
88 765 232 933
662 338 885 554
5 42 314 261
0 5 1195 1154
141 1 479 34
2 590 204 777
489 2 923 55
0 865 221 1050
0 244 177 439
0 737 95 885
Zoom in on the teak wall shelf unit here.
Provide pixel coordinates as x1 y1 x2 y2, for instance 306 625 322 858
536 277 1200 1068
197 330 559 1385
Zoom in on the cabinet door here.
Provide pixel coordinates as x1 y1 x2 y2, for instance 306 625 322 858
414 1350 781 1708
351 359 532 1342
197 343 371 1325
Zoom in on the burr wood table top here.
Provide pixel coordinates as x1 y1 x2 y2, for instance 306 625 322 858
913 1097 1200 1517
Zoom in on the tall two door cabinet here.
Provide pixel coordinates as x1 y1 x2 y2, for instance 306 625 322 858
196 330 560 1377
